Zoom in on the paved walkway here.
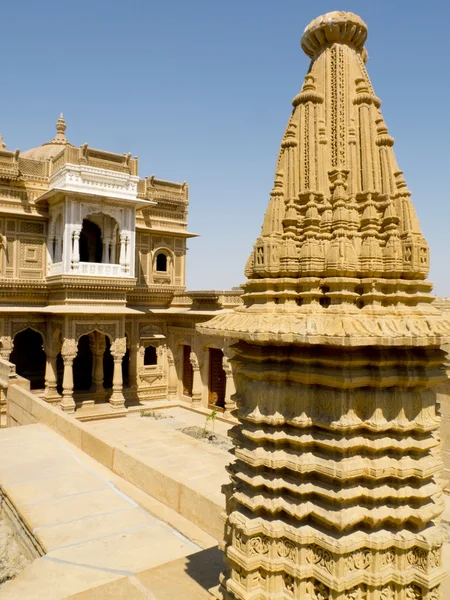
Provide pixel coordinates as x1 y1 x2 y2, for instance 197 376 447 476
0 423 209 599
82 406 233 536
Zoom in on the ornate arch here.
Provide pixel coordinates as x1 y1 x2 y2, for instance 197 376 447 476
81 203 121 225
152 247 174 273
75 325 114 343
11 322 47 344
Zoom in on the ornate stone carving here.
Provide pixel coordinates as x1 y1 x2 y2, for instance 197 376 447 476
306 545 334 574
406 547 428 571
200 10 449 600
111 337 127 358
248 536 269 556
345 549 371 572
276 538 295 561
61 338 77 360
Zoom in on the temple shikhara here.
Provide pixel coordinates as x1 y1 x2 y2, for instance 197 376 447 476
200 10 450 600
0 9 448 600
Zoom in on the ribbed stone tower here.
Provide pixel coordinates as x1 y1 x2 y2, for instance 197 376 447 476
198 11 450 600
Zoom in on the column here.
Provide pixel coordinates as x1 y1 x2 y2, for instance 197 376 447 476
128 341 138 390
110 240 116 264
48 235 55 264
0 337 13 361
58 234 64 263
102 237 111 264
124 236 130 273
71 229 80 271
60 339 77 414
222 355 236 418
167 349 178 399
119 234 126 272
190 351 202 406
110 337 126 410
43 352 60 403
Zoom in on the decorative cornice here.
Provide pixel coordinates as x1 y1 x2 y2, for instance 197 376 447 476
49 163 141 201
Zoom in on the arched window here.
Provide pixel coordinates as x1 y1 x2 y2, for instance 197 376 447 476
144 345 157 366
156 252 167 272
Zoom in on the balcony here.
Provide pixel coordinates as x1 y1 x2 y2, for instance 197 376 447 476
77 262 125 278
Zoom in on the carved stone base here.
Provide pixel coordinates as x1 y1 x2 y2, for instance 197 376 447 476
42 391 61 404
60 395 75 414
217 340 446 600
109 392 126 410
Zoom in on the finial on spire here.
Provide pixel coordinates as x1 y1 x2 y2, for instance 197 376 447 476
0 134 6 151
42 113 71 147
301 11 368 59
54 113 67 142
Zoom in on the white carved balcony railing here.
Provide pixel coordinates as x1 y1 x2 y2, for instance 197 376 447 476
77 262 128 277
48 262 64 276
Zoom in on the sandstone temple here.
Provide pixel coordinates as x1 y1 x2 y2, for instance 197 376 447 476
0 9 448 600
0 113 241 416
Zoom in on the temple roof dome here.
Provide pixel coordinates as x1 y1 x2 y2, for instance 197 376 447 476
21 113 73 161
301 11 367 59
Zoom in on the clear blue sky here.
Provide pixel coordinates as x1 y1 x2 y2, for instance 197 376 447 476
2 1 450 294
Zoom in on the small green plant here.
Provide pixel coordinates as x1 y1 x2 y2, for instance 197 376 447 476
141 410 158 418
141 410 173 420
203 407 218 437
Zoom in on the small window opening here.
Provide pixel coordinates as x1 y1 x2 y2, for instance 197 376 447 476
144 345 157 366
156 253 167 272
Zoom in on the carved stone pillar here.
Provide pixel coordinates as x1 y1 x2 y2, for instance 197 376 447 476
190 351 202 405
167 349 178 399
102 237 111 263
128 341 138 390
110 239 116 264
0 337 13 361
48 235 55 264
61 339 77 414
55 234 62 262
222 355 236 417
119 234 126 272
124 236 130 273
43 352 60 403
72 229 80 271
110 337 126 410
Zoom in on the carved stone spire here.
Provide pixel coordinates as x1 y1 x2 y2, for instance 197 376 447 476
200 11 450 600
246 10 428 285
43 113 71 147
0 135 6 151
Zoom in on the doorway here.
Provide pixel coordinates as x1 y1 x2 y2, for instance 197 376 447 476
208 348 225 408
182 345 193 397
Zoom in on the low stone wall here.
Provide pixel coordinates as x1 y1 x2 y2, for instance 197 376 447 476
6 384 224 540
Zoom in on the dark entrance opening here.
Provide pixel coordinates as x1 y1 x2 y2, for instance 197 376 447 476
156 253 167 272
79 219 102 263
208 348 225 408
103 336 114 389
11 328 46 390
144 345 157 366
73 335 93 391
182 344 193 397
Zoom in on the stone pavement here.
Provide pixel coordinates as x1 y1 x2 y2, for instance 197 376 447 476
0 422 217 599
82 407 233 538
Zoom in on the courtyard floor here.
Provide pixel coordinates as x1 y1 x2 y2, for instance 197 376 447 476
0 402 449 598
0 412 231 599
